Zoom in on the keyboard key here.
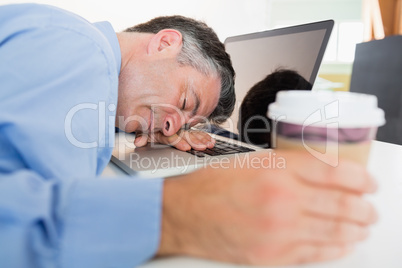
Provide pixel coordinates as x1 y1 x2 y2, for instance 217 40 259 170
203 149 221 156
188 150 206 157
185 140 255 157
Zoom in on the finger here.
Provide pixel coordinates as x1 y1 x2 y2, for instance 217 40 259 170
172 137 192 151
189 131 216 148
134 133 149 147
181 132 208 151
302 186 378 225
274 243 353 266
298 215 369 243
290 152 378 193
154 132 191 151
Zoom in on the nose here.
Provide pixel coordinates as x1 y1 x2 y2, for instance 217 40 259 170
162 113 186 137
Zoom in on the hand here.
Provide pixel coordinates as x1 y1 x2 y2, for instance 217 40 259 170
133 129 216 151
157 150 378 265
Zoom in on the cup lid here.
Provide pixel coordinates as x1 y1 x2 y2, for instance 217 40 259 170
267 90 385 128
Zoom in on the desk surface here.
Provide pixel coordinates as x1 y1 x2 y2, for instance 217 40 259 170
102 141 402 268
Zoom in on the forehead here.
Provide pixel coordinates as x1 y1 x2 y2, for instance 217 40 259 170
186 72 221 117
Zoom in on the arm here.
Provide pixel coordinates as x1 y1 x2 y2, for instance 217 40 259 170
0 170 163 268
0 5 163 267
157 150 377 265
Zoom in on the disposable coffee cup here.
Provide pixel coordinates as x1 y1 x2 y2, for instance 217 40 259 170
267 90 385 166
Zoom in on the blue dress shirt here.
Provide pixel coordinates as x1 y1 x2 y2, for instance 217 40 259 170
0 4 163 268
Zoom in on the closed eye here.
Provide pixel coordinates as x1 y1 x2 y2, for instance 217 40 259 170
182 97 187 110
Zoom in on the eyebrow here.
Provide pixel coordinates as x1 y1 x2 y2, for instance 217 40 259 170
190 86 201 117
186 80 200 117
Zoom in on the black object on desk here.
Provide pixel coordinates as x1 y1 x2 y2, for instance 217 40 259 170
350 35 402 145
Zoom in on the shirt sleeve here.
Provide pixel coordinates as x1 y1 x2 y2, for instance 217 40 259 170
0 170 163 268
0 4 163 268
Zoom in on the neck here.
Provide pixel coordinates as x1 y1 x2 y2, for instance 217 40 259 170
116 31 148 72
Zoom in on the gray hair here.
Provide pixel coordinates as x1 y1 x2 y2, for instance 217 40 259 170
124 15 235 124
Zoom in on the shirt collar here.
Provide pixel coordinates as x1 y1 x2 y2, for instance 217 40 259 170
93 21 122 75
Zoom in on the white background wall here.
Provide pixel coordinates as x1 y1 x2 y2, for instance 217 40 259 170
4 0 271 42
2 0 362 42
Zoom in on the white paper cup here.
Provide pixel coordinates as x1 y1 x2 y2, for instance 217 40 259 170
267 90 385 166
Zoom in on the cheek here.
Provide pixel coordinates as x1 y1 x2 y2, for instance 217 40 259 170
151 106 179 122
121 111 148 132
150 94 182 117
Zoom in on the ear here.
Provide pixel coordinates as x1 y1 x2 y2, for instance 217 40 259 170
147 29 183 56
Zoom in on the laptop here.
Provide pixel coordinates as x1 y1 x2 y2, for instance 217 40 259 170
111 20 334 178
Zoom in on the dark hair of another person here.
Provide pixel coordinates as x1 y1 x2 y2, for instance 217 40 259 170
238 69 312 148
124 16 235 124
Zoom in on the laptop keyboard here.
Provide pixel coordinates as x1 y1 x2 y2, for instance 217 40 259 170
186 139 255 158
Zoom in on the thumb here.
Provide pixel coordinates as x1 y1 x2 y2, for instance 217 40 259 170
134 133 149 147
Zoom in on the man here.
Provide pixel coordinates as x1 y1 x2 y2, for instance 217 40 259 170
117 14 235 151
0 3 377 268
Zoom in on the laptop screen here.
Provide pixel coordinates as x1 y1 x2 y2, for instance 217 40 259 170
221 20 334 134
